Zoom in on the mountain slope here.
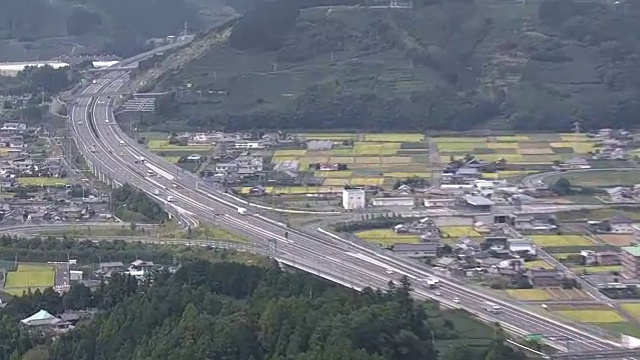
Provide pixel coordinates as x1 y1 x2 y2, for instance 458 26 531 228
148 0 640 132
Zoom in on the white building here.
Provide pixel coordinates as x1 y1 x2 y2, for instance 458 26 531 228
1 122 26 132
371 196 414 207
342 188 366 210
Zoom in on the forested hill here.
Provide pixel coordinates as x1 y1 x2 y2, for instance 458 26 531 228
0 260 526 360
0 0 262 59
149 0 640 132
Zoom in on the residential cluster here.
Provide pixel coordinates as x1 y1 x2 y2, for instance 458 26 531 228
379 209 640 297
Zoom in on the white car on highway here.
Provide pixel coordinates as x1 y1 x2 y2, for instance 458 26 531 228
453 297 460 303
105 119 109 123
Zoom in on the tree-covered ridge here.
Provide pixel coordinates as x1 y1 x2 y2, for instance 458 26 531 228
0 0 204 58
40 261 523 360
152 0 640 132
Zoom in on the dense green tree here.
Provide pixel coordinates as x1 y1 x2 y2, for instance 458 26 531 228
111 183 168 222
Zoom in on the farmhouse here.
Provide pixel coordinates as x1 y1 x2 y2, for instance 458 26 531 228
371 196 414 207
559 157 591 170
424 198 456 208
527 269 563 287
392 243 438 258
608 213 634 233
461 195 494 211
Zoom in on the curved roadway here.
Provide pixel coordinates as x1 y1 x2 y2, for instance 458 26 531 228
522 168 640 188
66 54 634 355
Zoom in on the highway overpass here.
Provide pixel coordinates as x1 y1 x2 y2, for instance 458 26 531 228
65 43 636 358
62 91 169 101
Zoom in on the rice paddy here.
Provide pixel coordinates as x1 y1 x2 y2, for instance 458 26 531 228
434 133 596 164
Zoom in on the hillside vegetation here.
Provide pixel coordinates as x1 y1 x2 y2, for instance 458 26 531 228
0 0 258 61
0 258 526 360
149 0 640 132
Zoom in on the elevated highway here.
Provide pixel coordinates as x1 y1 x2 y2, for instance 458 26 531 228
62 91 169 101
66 45 637 358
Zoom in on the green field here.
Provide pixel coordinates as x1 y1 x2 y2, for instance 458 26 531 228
17 177 70 187
356 229 420 247
621 303 640 321
440 226 481 238
556 309 625 323
147 139 211 152
434 133 596 165
524 260 554 269
264 133 431 193
545 170 640 187
505 289 553 301
529 235 594 247
571 265 622 274
4 264 55 296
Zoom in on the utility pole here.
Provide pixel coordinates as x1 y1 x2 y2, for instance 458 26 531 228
572 121 581 134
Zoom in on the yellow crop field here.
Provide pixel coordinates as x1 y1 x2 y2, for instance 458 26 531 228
530 235 594 247
517 148 555 155
364 133 424 142
316 171 352 178
556 310 625 323
353 156 381 164
323 178 349 186
356 229 420 247
274 149 307 156
505 289 552 301
481 170 535 179
352 142 402 155
381 156 412 164
147 139 211 151
571 142 596 154
487 142 519 149
497 135 529 141
18 177 69 186
163 156 181 164
326 156 354 164
525 260 554 269
440 226 481 238
350 177 385 186
267 186 341 194
560 133 591 141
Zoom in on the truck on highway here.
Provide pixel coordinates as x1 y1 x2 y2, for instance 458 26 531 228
134 156 145 164
166 195 174 202
237 207 247 215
